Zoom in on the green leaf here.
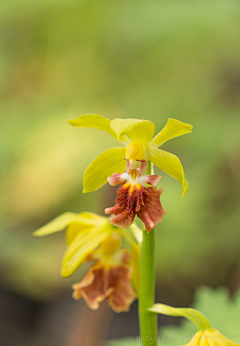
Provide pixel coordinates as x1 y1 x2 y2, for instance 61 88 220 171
148 118 193 148
110 118 155 144
148 148 189 197
33 212 94 237
67 114 117 139
83 147 126 193
61 224 112 277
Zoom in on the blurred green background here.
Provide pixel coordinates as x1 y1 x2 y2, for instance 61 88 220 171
1 0 240 345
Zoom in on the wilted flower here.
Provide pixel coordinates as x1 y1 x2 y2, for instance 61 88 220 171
67 115 193 197
72 231 136 312
33 211 140 311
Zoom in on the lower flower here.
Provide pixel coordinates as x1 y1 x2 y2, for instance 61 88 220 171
185 328 239 346
72 233 136 312
149 303 239 346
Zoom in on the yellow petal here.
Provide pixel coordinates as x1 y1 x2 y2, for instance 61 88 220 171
66 224 92 245
110 118 155 144
83 147 126 193
33 212 94 237
148 118 193 148
67 114 117 139
61 224 112 277
148 148 189 197
79 212 107 222
149 304 211 331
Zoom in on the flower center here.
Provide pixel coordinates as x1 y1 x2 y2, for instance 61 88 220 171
126 142 145 163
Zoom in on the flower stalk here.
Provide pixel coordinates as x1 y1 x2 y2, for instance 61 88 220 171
139 163 158 346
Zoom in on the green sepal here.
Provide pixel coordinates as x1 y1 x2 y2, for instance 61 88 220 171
33 212 95 237
83 147 126 193
61 223 112 277
148 148 189 197
149 303 211 331
148 118 193 148
67 114 117 139
110 118 155 144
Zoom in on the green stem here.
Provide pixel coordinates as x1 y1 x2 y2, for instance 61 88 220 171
138 162 158 345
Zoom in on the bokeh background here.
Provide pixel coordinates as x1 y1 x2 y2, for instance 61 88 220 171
1 0 240 345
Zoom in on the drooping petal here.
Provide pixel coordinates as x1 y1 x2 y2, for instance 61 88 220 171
105 203 135 229
110 118 155 144
148 148 189 197
33 212 94 237
65 212 108 244
137 187 166 233
108 265 136 312
72 264 113 310
66 224 91 245
72 255 135 313
67 114 117 139
106 183 166 233
107 172 129 186
83 147 126 193
105 183 143 228
61 224 112 277
148 118 193 148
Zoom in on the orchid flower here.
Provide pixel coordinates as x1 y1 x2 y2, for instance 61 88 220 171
33 211 140 311
67 115 193 197
72 231 136 312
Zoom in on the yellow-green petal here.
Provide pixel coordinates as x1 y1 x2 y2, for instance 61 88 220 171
79 212 107 222
149 304 211 331
61 224 112 277
130 244 140 296
148 148 189 197
66 224 92 245
66 213 106 245
67 114 117 139
117 227 140 296
110 118 155 144
83 147 126 193
33 212 94 237
129 223 143 244
148 118 193 148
